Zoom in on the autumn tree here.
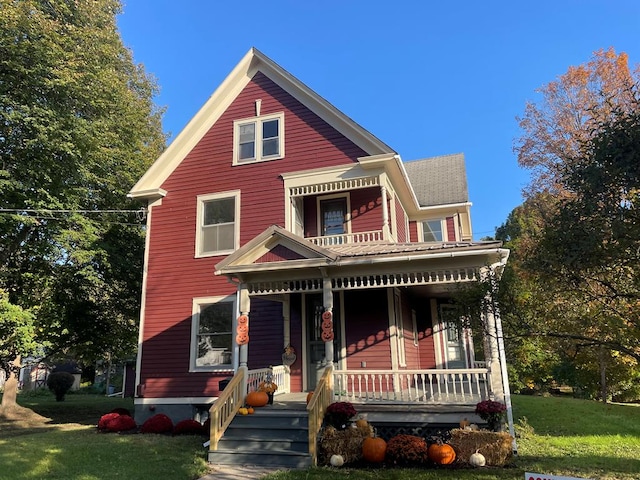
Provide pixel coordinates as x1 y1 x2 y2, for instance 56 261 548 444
0 0 165 367
515 48 639 195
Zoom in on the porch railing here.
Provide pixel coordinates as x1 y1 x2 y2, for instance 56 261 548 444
307 364 333 467
333 368 491 404
246 365 290 395
208 367 245 450
308 230 384 247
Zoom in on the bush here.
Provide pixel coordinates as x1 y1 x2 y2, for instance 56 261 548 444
140 413 173 434
385 434 429 466
173 419 205 435
109 407 132 417
46 371 75 401
98 412 137 433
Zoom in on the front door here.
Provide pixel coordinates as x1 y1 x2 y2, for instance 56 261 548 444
305 293 341 390
439 305 467 369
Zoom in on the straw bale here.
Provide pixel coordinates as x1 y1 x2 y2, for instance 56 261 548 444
449 428 513 466
319 423 374 464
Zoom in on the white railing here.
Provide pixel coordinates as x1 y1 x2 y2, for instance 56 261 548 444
333 368 491 404
246 365 290 396
308 230 384 247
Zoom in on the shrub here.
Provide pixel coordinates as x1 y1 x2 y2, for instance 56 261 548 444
98 413 121 430
109 407 132 417
324 401 357 429
140 413 173 434
46 371 75 401
385 434 429 466
173 419 205 435
98 413 137 433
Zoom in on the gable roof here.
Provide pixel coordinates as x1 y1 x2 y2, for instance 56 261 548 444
129 48 395 199
403 153 469 207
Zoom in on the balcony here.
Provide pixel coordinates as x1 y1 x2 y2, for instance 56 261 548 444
307 230 384 247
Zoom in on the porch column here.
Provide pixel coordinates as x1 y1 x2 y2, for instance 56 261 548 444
237 283 251 398
322 276 334 366
381 185 391 240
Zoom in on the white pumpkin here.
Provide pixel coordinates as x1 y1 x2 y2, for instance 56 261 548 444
469 450 486 467
330 454 344 467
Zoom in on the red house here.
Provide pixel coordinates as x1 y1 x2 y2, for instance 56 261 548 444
129 48 512 456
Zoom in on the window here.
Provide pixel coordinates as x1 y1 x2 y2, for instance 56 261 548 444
422 219 444 242
196 191 240 257
318 195 349 238
233 112 284 164
191 296 235 370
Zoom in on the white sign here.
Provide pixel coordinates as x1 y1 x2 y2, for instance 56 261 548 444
525 474 592 480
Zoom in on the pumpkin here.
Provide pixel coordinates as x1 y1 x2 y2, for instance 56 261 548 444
245 391 269 407
306 391 314 404
247 407 255 414
321 330 334 341
322 311 332 321
237 314 248 324
321 318 333 331
329 454 344 467
362 436 387 463
235 333 249 345
428 442 456 465
238 407 248 415
236 323 248 334
469 450 486 467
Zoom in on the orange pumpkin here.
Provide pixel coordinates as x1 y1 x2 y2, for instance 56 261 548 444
245 391 269 407
362 437 387 463
238 314 248 324
321 330 334 341
322 311 332 321
236 333 249 345
306 391 314 404
356 418 369 429
247 407 255 414
321 318 333 331
428 442 456 465
236 323 248 334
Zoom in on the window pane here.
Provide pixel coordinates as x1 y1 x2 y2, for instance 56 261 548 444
262 138 279 157
197 302 233 367
262 119 278 139
204 198 235 226
239 123 255 142
423 220 443 242
202 222 234 252
239 142 255 160
321 199 346 236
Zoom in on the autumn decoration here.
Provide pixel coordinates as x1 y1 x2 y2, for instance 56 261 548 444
362 436 387 463
245 390 269 407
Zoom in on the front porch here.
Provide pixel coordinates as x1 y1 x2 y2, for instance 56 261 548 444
207 364 494 467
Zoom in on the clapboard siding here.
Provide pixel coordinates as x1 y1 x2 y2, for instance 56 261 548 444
446 216 456 241
343 290 392 370
139 72 367 399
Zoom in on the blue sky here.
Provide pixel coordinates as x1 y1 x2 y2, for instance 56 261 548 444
117 1 640 239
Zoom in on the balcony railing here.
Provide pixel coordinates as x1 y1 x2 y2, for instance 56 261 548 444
333 368 492 405
308 230 384 247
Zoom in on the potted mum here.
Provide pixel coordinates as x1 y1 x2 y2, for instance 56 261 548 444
324 401 357 430
475 400 506 431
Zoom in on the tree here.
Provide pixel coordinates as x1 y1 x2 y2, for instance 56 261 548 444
0 0 165 366
515 48 639 196
0 291 37 409
500 88 640 401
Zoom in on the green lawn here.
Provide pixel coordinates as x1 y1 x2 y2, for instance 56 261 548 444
1 391 639 480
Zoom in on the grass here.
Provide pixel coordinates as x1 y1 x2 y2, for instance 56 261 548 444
1 391 639 479
0 390 210 480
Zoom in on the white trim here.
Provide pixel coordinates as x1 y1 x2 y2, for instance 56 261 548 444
134 197 162 396
195 190 241 258
233 111 285 165
430 299 445 369
387 290 399 369
301 294 308 388
338 291 346 370
135 397 218 405
411 309 418 347
190 294 237 372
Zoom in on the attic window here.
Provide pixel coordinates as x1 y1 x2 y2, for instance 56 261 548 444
422 219 445 242
233 112 284 165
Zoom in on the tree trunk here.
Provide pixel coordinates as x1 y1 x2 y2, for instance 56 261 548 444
0 355 21 408
599 346 608 404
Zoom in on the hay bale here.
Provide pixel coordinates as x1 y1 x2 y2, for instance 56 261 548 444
449 428 513 466
319 423 374 464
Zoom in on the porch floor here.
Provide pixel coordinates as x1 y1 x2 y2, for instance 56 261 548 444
269 392 481 423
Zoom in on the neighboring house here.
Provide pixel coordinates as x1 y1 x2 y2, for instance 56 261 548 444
129 48 512 433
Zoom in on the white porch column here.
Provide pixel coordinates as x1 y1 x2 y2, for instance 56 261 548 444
381 185 391 240
322 276 334 366
237 283 251 399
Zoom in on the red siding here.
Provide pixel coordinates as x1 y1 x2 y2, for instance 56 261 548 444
400 290 420 369
247 299 285 369
408 220 418 243
257 245 305 263
140 72 368 398
343 290 392 370
394 196 408 242
446 216 456 241
417 303 436 369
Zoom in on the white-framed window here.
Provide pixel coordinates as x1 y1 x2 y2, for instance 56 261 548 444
421 219 445 242
233 112 284 165
317 193 350 239
191 295 236 371
195 191 240 257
